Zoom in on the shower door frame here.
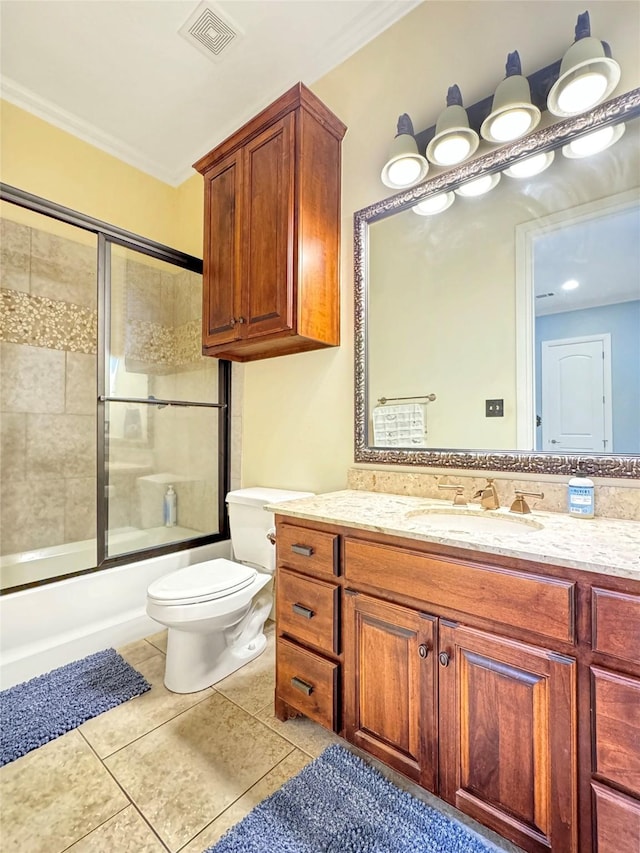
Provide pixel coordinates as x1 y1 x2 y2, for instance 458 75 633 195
1 183 232 588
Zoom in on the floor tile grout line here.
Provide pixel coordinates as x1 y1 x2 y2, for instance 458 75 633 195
91 687 219 761
58 803 131 853
78 727 172 852
174 745 298 853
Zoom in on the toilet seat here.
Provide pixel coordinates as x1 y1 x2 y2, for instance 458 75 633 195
147 559 257 607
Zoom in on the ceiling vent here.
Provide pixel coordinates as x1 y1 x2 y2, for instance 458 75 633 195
536 292 556 299
179 2 243 62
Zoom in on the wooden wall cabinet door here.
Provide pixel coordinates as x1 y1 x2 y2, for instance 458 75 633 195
195 83 346 361
438 622 578 853
343 592 437 791
202 150 242 348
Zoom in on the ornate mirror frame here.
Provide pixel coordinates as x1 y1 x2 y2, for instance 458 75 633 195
354 88 640 478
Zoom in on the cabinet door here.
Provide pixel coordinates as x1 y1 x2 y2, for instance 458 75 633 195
439 622 577 853
242 113 295 339
202 150 243 347
344 592 437 791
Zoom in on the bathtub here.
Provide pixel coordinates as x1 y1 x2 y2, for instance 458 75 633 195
0 537 231 689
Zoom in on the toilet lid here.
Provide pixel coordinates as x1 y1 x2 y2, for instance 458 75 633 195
147 559 257 606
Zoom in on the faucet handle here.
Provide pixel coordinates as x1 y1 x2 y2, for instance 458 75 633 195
509 490 544 514
438 484 467 506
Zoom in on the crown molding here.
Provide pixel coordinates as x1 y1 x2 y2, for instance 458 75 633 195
1 76 185 187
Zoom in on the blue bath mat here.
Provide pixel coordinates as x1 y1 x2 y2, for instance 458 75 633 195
207 744 497 852
0 648 150 766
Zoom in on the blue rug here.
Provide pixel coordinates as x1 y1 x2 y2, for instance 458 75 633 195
0 648 150 766
207 744 497 852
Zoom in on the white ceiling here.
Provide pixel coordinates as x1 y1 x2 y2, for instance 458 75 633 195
0 0 420 186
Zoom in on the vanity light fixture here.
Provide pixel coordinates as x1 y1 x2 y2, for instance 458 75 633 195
561 278 580 291
480 51 541 143
412 192 455 216
547 11 621 117
562 122 626 158
426 85 479 167
381 114 429 189
454 172 501 198
504 150 555 178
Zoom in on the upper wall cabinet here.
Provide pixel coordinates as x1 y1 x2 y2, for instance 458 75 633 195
194 83 347 362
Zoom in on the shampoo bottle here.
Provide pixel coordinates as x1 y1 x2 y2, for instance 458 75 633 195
568 472 594 518
163 485 177 527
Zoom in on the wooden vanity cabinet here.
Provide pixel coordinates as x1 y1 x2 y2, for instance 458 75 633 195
590 588 640 853
274 522 341 729
193 83 346 362
273 516 640 853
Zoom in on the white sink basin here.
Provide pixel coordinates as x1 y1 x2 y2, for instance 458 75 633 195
405 508 543 536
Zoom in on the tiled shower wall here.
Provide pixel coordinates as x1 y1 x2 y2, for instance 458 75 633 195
1 216 223 559
0 217 97 555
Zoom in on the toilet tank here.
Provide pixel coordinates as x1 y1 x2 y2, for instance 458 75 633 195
226 487 314 573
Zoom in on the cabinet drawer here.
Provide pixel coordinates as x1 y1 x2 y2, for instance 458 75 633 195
344 539 575 644
592 781 640 853
277 524 339 580
592 667 640 794
276 637 338 730
277 568 339 655
592 588 640 665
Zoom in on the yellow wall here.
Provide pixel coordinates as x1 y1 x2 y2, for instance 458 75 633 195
241 0 640 493
0 100 188 251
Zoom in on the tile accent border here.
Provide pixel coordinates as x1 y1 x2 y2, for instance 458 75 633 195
1 288 96 354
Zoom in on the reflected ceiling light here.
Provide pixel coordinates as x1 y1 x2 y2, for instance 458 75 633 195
381 113 429 189
426 85 479 167
480 51 541 143
412 192 455 216
561 279 580 291
547 11 621 117
562 122 625 158
504 150 555 178
454 172 501 198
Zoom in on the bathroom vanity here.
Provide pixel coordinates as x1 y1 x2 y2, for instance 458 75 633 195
272 491 640 853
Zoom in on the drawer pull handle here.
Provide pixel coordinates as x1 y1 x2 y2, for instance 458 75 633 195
292 603 315 619
439 651 450 668
418 644 429 659
291 544 314 557
291 676 313 696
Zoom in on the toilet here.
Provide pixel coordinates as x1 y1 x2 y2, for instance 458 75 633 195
146 487 313 693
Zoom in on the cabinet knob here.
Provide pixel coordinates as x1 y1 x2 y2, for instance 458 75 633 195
418 644 429 659
438 651 450 667
236 316 245 324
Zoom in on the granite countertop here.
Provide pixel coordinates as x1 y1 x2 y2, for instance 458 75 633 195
268 490 640 581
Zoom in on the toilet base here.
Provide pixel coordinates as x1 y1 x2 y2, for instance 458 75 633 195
164 628 268 693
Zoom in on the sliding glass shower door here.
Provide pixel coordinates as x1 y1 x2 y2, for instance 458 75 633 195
100 240 228 561
0 185 231 592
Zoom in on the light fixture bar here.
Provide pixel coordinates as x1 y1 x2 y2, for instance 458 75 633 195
414 58 561 154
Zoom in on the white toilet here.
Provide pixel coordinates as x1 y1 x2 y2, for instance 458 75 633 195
146 487 312 693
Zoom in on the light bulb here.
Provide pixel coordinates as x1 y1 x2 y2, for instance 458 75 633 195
487 108 535 142
432 134 472 166
386 157 423 187
561 279 580 291
563 123 625 158
412 192 455 216
455 173 501 198
556 71 609 114
505 151 555 178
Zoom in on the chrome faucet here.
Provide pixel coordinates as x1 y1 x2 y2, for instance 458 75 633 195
473 478 500 510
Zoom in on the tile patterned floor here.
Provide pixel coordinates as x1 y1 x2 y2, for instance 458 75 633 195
0 623 523 852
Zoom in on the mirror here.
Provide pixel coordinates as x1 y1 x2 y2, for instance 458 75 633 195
354 89 640 477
